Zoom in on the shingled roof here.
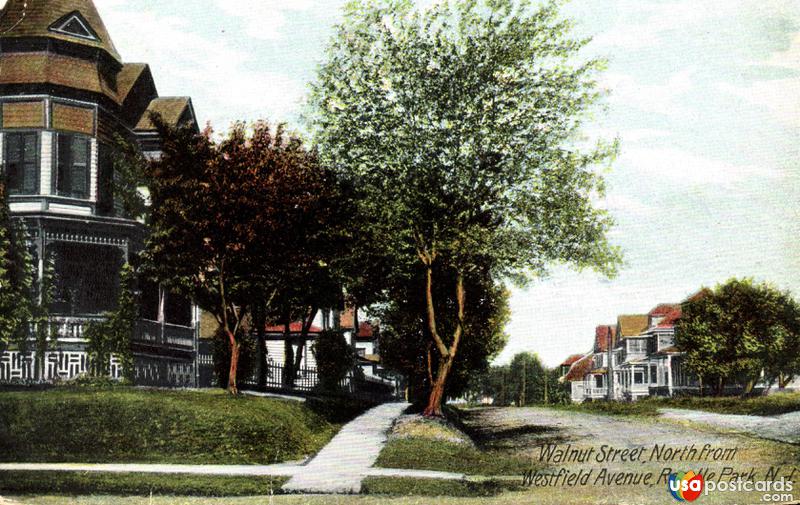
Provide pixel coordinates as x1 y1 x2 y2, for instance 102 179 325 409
560 354 584 367
135 97 196 131
617 315 649 338
649 303 681 317
563 354 593 382
0 0 121 61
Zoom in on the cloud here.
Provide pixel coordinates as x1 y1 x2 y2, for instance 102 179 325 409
715 79 800 129
602 70 694 117
212 0 314 41
93 3 305 129
621 147 781 187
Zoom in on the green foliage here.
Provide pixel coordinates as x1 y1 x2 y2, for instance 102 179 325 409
464 353 570 406
0 388 339 464
0 471 287 497
310 0 621 412
84 263 138 380
109 133 149 220
0 180 38 364
676 279 800 394
560 393 800 417
312 329 355 391
310 0 621 282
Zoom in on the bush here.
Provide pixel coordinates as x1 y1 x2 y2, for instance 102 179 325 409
312 330 354 391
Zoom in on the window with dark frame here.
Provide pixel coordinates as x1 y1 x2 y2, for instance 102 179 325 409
55 134 90 199
4 132 39 195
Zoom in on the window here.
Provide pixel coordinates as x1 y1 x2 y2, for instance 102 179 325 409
595 375 604 388
49 12 98 41
55 134 90 199
634 371 645 384
650 365 657 384
4 132 39 195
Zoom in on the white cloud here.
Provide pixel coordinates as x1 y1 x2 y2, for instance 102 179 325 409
94 3 305 128
602 70 694 117
213 0 314 41
715 79 800 129
621 147 780 187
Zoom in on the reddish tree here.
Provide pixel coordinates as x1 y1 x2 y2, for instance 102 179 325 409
142 117 328 394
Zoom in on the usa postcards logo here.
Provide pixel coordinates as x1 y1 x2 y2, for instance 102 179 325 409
668 471 705 502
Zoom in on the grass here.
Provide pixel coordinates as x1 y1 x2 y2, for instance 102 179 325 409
554 392 800 417
374 413 536 476
361 476 521 497
0 387 343 464
0 472 287 497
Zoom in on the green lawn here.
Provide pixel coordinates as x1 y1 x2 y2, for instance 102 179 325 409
0 388 342 464
373 413 537 477
554 391 800 417
0 472 287 497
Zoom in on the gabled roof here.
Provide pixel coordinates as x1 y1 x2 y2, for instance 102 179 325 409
135 97 196 131
657 308 682 328
594 325 615 351
560 354 584 367
649 303 681 317
117 63 153 103
563 354 593 382
617 315 649 338
0 0 121 61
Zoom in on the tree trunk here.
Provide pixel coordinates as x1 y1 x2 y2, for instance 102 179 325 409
421 271 466 418
424 356 454 417
283 320 294 388
227 329 240 395
743 379 755 396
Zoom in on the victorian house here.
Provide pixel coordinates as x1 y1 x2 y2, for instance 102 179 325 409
0 0 199 385
561 299 703 402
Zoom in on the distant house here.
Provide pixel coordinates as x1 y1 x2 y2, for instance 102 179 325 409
561 353 592 403
611 314 651 400
584 325 615 401
562 296 708 402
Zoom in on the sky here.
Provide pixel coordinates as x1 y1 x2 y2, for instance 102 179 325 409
12 0 798 367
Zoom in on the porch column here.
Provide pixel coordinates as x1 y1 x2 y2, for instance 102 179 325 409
667 356 673 396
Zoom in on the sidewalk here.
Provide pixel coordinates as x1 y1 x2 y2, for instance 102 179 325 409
283 402 414 493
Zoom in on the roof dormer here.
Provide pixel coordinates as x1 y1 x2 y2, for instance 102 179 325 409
49 11 99 41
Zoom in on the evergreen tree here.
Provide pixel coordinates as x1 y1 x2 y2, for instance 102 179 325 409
0 180 35 371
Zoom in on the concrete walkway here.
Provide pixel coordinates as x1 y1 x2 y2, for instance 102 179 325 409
282 402 413 494
660 408 800 444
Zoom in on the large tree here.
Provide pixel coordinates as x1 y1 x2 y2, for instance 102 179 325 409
143 118 331 394
310 0 620 415
677 279 800 395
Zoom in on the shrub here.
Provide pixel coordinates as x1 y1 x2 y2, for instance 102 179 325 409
312 330 354 392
